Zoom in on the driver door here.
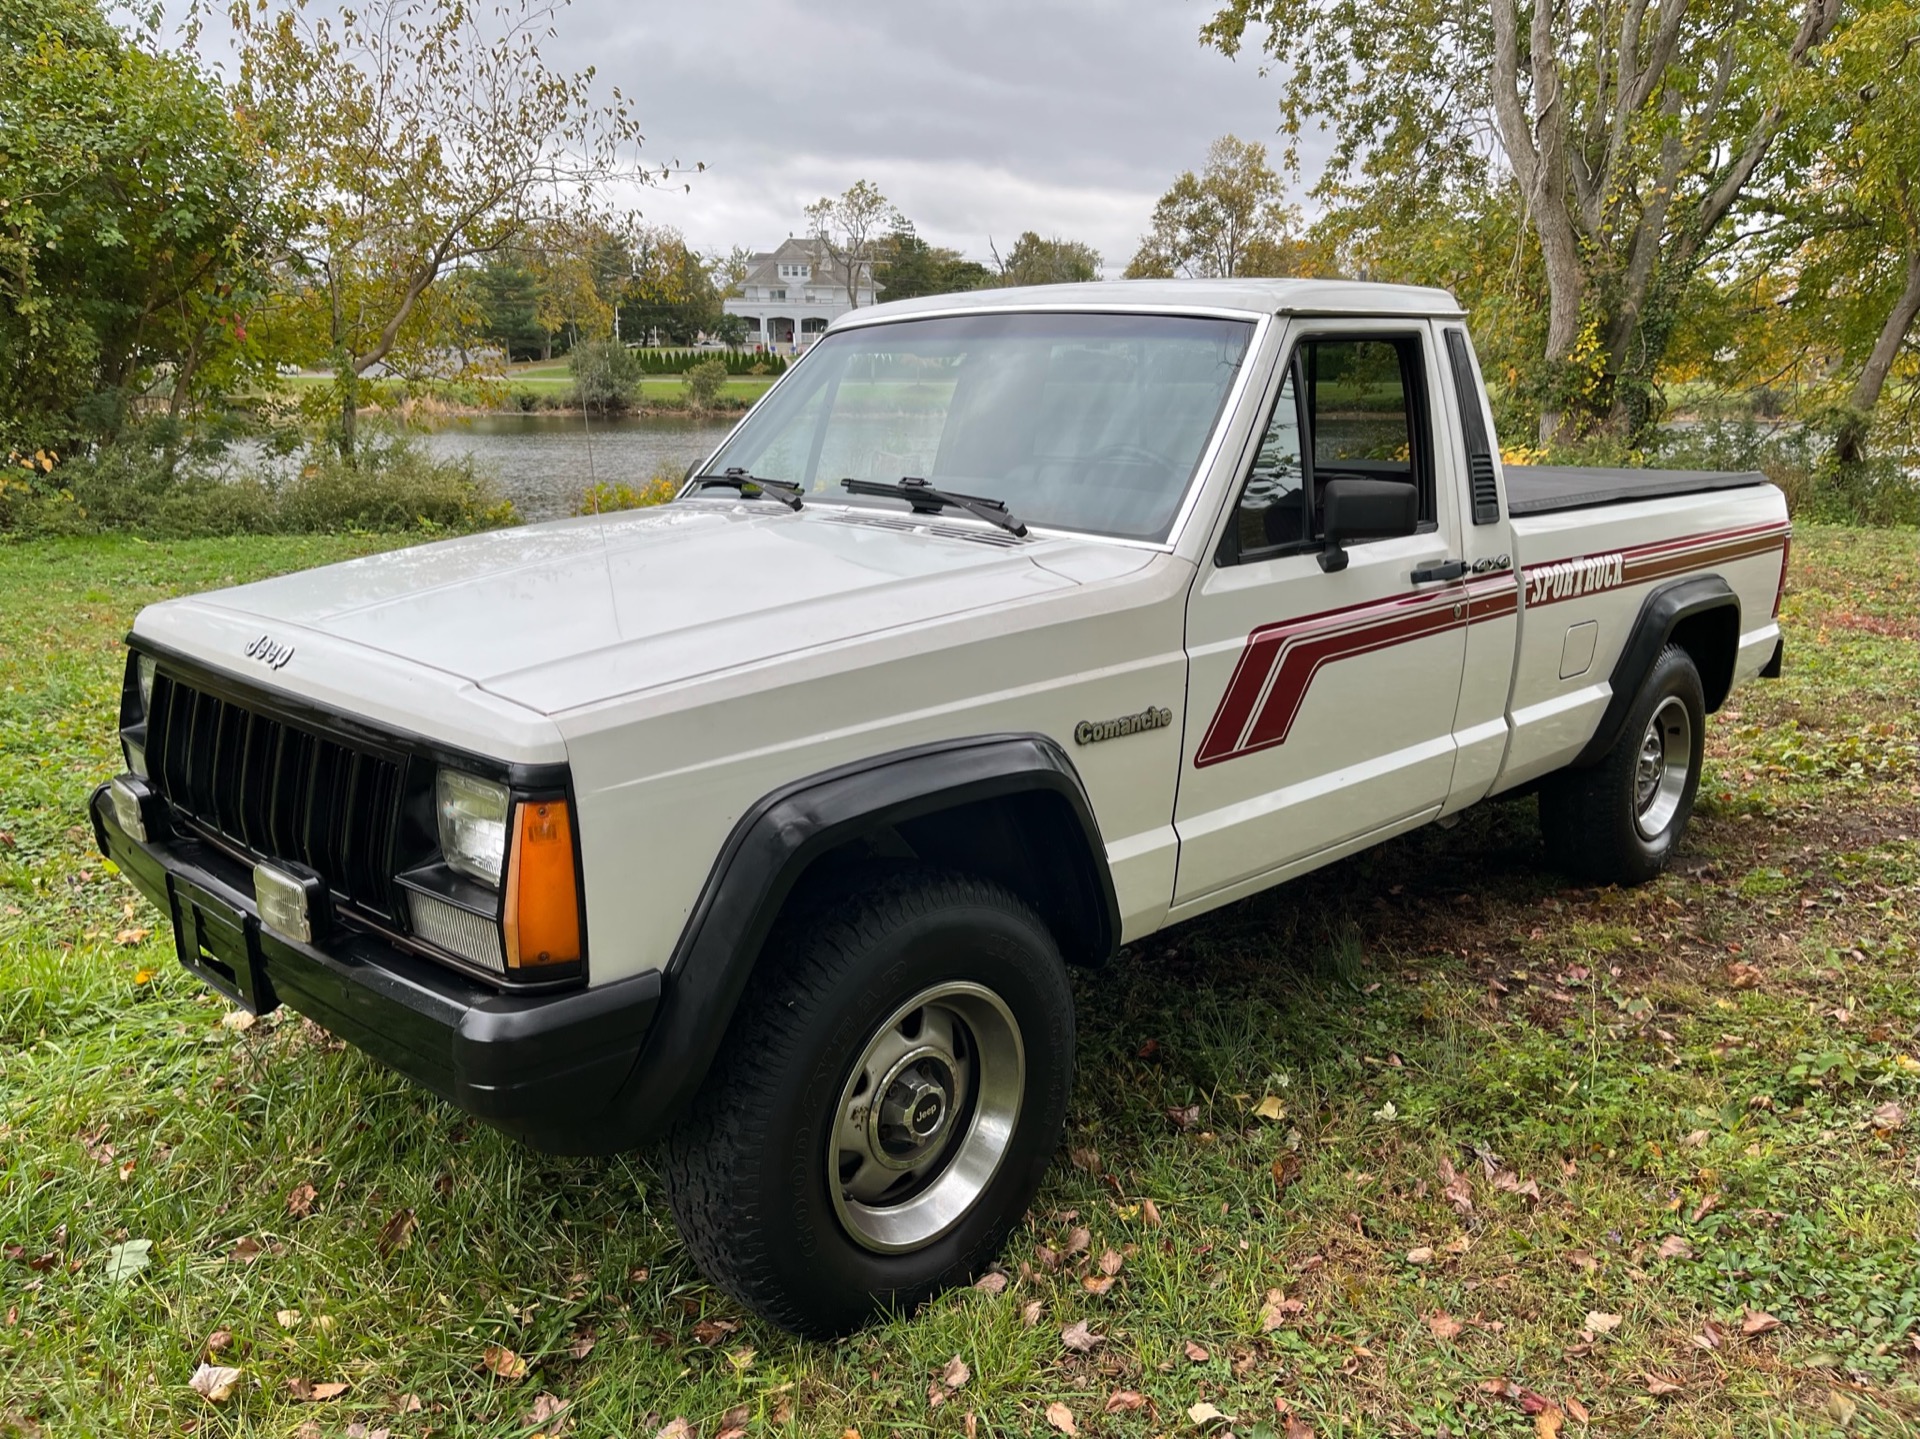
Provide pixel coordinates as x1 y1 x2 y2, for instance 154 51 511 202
1171 321 1468 913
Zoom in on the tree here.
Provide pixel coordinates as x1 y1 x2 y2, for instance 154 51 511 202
1126 136 1303 279
616 224 718 346
873 225 992 301
1766 0 1920 462
1204 0 1846 444
804 181 903 309
231 0 655 457
1 0 278 455
472 256 545 360
990 232 1101 287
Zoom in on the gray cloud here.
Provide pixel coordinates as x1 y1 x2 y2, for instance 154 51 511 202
572 0 1318 268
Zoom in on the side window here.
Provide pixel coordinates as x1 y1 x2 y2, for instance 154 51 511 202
1223 331 1434 565
1231 362 1309 556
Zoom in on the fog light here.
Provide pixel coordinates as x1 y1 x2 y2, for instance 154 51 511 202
108 777 148 843
254 862 322 945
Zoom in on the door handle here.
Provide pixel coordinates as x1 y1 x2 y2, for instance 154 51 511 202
1411 559 1466 584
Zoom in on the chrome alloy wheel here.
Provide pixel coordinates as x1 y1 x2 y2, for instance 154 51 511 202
1633 695 1692 839
828 981 1025 1254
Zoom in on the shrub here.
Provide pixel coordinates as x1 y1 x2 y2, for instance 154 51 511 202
684 358 730 409
573 464 681 515
569 339 644 413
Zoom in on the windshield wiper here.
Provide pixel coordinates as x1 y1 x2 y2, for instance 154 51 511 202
691 467 804 510
841 476 1028 538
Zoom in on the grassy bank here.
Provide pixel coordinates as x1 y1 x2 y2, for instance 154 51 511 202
1 527 1917 1437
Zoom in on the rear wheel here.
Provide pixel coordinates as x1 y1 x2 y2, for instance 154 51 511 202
1540 644 1705 885
660 868 1074 1336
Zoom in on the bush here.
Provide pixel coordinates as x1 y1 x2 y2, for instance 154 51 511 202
684 358 730 409
569 339 644 413
572 468 680 515
0 432 517 538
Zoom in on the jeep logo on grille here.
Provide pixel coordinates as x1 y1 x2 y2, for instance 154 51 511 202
244 633 296 671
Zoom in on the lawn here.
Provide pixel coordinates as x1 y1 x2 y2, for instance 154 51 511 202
1 526 1917 1438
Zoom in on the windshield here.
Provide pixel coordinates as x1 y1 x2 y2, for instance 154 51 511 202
702 310 1256 541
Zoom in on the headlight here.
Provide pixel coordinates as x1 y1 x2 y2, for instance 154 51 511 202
436 769 510 886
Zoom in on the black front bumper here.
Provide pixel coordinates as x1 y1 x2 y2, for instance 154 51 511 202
92 783 663 1154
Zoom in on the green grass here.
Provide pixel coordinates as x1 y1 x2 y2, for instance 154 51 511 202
3 527 1918 1436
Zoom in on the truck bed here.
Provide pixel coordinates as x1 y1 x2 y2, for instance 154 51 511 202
1504 465 1769 517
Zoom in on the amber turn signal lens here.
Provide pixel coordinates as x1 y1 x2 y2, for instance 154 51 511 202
503 798 581 969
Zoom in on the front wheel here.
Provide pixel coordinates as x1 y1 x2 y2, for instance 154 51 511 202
660 869 1075 1336
1539 643 1706 885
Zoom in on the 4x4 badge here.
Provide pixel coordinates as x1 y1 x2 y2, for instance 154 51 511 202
244 633 295 671
1075 707 1173 745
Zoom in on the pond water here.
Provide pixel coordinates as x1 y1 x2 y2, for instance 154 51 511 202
416 414 738 522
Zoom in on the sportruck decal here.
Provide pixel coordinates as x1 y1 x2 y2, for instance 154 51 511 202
1521 522 1790 608
1195 577 1518 768
1195 522 1788 769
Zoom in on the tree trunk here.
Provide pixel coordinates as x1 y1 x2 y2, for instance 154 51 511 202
1836 247 1920 464
337 359 359 464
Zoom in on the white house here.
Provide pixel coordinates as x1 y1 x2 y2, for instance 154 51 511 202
724 237 876 354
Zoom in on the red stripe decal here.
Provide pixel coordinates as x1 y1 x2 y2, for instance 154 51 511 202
1194 520 1786 770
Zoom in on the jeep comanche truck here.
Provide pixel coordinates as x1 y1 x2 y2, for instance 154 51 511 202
93 279 1790 1334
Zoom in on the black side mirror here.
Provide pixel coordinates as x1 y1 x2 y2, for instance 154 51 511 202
1317 477 1418 572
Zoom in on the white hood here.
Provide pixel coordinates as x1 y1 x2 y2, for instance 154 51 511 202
135 503 1145 721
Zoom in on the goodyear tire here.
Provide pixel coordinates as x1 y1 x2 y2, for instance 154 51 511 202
660 868 1074 1336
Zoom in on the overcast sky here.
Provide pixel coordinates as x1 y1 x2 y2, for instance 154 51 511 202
550 0 1317 271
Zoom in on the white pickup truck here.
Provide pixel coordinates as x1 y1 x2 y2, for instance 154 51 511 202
94 280 1790 1334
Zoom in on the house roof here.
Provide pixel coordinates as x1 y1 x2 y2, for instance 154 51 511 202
739 236 869 292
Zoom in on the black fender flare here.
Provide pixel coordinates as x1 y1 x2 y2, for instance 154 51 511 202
1572 575 1739 768
606 733 1118 1144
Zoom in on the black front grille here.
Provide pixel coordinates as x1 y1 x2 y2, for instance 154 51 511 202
146 673 407 922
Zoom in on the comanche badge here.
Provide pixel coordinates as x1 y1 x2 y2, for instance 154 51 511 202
1075 706 1173 745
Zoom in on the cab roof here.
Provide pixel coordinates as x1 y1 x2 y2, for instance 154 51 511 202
833 277 1466 329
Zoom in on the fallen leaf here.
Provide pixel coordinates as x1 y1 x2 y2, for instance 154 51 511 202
1259 1290 1305 1330
104 1238 152 1282
1283 1417 1317 1439
482 1344 529 1381
1022 1299 1044 1327
1693 1320 1726 1350
1826 1390 1859 1427
231 1236 263 1263
220 1009 256 1032
1081 1275 1114 1295
1725 961 1763 989
1426 1311 1464 1341
942 1355 970 1390
1406 1246 1435 1266
1062 1226 1091 1257
1069 1146 1101 1172
1141 1198 1162 1227
1167 1104 1202 1131
1097 1248 1124 1276
205 1329 233 1354
376 1208 417 1258
714 1401 749 1439
1742 1310 1783 1336
1060 1320 1103 1353
1254 1095 1286 1120
692 1318 738 1345
567 1326 596 1359
1643 1374 1684 1396
287 1184 317 1218
1657 1235 1692 1260
524 1393 570 1431
1565 1397 1591 1423
1105 1390 1147 1414
972 1271 1008 1294
1045 1400 1079 1435
1535 1406 1565 1438
1681 1129 1711 1148
1272 1152 1304 1190
1183 1339 1210 1363
276 1308 302 1329
653 1421 692 1439
1870 1100 1906 1132
1438 1157 1474 1215
1187 1400 1226 1427
189 1363 243 1403
1584 1311 1623 1336
116 928 149 946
